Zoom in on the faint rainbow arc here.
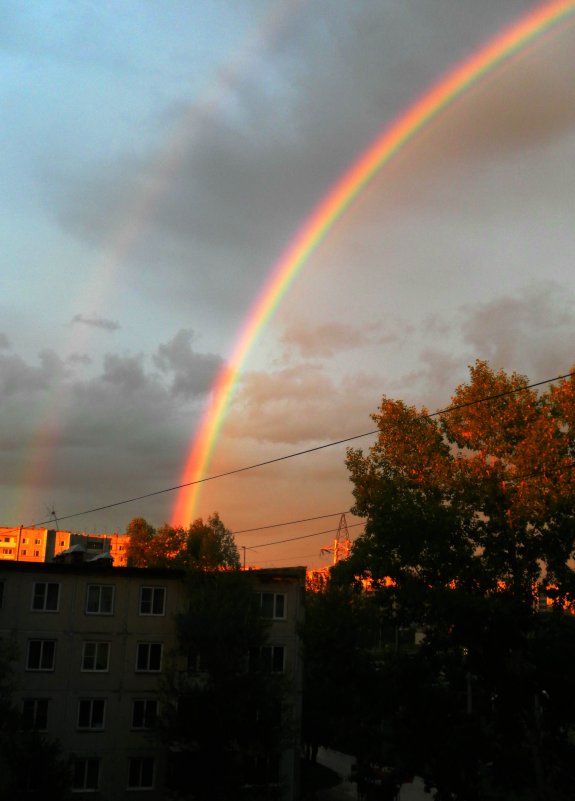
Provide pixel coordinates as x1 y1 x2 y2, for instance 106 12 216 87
171 0 575 525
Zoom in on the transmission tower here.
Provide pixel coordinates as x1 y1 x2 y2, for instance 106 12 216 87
320 513 352 565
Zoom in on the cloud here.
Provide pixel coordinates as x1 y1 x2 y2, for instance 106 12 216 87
72 314 120 331
0 333 11 350
460 283 575 379
48 1 574 319
280 320 396 359
225 363 381 445
154 329 223 399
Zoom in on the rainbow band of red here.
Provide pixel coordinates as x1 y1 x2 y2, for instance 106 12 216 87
171 0 575 526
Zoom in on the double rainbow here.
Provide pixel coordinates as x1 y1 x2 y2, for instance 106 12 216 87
171 0 575 525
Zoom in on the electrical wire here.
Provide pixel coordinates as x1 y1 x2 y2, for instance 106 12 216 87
9 369 574 534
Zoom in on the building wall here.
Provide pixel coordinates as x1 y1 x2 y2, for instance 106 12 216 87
0 562 305 801
0 528 130 566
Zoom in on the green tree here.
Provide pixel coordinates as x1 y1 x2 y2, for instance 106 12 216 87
126 513 240 570
161 570 287 800
339 362 575 800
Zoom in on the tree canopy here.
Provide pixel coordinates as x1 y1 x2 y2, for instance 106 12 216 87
329 361 575 801
161 570 288 800
126 513 240 570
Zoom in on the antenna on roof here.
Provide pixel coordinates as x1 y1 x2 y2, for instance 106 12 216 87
45 503 60 531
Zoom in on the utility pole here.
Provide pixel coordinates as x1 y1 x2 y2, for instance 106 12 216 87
320 513 352 565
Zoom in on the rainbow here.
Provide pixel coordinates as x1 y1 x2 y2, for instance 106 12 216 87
171 0 575 525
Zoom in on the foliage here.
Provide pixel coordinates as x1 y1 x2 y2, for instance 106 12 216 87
161 570 289 801
334 362 575 800
300 581 380 760
126 513 240 570
0 639 70 800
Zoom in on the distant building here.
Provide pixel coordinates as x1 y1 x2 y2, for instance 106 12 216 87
0 557 305 800
0 527 129 566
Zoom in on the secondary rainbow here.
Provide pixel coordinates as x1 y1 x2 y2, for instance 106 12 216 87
171 0 575 526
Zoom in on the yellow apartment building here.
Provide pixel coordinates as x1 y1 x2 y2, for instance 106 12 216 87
0 527 130 566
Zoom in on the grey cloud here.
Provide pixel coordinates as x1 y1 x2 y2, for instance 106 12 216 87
66 352 93 366
72 314 120 331
154 329 223 399
461 284 575 379
49 1 565 317
0 333 11 350
0 348 68 396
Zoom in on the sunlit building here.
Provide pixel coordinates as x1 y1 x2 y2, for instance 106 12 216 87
0 556 304 800
0 527 129 566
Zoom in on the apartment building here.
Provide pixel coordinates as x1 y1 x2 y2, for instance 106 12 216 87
0 558 305 800
0 527 130 566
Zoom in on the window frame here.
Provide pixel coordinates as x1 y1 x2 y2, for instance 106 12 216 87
260 645 285 674
138 586 166 616
81 641 111 672
72 757 100 792
259 592 286 620
127 757 155 790
31 581 60 612
131 698 158 730
85 584 115 616
26 639 56 672
135 642 163 673
77 698 106 731
21 697 49 731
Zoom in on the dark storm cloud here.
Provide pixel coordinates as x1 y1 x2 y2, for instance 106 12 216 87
49 1 569 316
154 329 223 399
72 314 120 331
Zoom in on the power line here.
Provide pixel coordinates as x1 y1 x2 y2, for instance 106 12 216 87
241 521 365 550
13 369 574 533
232 511 350 534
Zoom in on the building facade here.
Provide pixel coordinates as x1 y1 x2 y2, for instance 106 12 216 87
0 559 305 800
0 527 130 566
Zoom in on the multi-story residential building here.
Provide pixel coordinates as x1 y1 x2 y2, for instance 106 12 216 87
0 527 130 566
0 557 305 800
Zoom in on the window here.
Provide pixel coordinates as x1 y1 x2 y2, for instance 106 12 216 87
251 645 285 674
22 698 49 730
128 757 154 790
139 586 165 616
132 699 157 730
72 758 100 792
59 540 65 547
2 548 11 554
87 540 104 552
27 639 56 671
32 582 60 611
85 584 115 615
78 699 106 730
21 549 27 555
82 642 110 672
34 538 41 545
22 537 28 544
33 550 40 557
259 592 286 620
136 642 162 672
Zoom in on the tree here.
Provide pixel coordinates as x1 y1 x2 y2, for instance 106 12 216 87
160 571 288 800
126 513 240 570
339 362 575 800
0 639 70 800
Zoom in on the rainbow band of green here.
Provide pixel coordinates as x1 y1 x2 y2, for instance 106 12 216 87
171 0 575 525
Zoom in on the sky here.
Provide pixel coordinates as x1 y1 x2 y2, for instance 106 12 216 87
2 0 575 569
